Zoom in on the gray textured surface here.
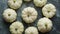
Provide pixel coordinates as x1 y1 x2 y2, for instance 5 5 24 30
0 0 60 34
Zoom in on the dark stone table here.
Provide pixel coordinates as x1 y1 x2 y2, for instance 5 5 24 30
0 0 60 34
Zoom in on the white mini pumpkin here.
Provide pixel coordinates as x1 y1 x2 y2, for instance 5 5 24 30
25 27 38 34
8 0 22 9
42 4 56 18
22 7 38 23
10 21 24 34
3 8 17 23
37 17 53 33
33 0 47 7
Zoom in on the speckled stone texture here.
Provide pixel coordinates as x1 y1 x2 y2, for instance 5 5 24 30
0 0 60 34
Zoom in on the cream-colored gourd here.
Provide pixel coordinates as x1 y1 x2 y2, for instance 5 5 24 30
42 4 56 18
8 0 22 9
33 0 47 7
37 17 53 33
25 27 38 34
3 8 17 23
10 21 24 34
22 7 38 23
